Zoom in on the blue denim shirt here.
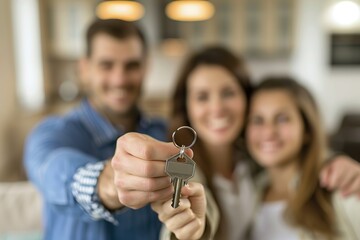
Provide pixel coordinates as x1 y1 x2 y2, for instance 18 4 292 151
24 100 166 240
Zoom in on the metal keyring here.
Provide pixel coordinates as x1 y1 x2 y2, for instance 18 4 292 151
172 126 197 149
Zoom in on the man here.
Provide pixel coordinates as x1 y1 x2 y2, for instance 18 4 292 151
24 19 175 240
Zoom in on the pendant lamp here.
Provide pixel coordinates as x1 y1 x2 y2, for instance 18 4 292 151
166 0 215 21
96 1 144 21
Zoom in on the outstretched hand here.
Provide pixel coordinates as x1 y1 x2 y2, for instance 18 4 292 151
111 132 193 209
151 182 207 240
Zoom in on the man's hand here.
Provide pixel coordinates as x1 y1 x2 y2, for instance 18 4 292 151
320 155 360 197
98 161 123 210
151 182 206 240
111 133 193 209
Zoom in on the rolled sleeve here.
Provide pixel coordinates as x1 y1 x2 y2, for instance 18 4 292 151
71 161 118 224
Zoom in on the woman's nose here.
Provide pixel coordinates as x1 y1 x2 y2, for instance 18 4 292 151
262 122 277 138
209 97 226 114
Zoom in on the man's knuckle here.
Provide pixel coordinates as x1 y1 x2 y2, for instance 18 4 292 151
111 155 121 169
142 161 155 177
176 229 188 240
118 188 129 200
119 194 135 207
147 179 156 192
158 213 166 222
114 177 126 189
174 231 183 239
141 144 153 159
150 189 164 203
116 135 126 148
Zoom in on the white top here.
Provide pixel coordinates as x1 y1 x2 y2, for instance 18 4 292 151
250 201 299 240
213 162 256 240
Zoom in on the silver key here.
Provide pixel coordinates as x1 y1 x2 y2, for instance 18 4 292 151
165 126 197 208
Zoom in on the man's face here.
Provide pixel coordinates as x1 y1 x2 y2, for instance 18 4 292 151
82 33 146 117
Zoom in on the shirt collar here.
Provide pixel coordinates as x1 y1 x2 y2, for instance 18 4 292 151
213 161 250 190
77 99 151 146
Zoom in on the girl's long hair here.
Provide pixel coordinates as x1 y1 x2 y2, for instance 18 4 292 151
250 76 336 239
169 46 252 238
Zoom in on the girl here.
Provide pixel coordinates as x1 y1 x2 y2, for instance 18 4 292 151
247 76 360 239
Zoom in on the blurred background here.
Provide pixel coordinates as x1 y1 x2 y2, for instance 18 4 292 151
0 0 359 238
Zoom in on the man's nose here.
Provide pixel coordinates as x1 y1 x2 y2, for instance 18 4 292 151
110 65 127 85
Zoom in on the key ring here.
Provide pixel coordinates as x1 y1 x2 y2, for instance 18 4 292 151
171 126 197 149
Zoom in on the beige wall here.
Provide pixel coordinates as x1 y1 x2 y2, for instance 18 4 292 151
0 0 19 181
0 0 87 182
291 0 360 132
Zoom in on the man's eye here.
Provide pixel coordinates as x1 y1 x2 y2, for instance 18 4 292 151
99 62 113 70
126 61 141 71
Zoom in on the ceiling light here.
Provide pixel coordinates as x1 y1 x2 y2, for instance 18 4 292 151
329 0 360 27
166 0 215 21
96 1 144 21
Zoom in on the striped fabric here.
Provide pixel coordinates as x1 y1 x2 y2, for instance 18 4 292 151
71 161 118 224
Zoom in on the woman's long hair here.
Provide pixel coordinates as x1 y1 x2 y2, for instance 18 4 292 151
169 46 252 238
250 76 336 238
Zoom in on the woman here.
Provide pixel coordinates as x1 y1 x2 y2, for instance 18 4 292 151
246 76 360 239
151 47 360 240
169 46 254 239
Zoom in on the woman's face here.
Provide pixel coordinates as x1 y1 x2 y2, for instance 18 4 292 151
246 89 305 168
186 64 246 147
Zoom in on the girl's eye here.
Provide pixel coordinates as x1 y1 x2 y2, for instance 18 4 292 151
195 93 208 102
249 115 263 125
277 114 289 123
222 89 235 98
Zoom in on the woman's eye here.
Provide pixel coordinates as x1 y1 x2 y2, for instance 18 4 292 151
196 94 208 102
277 114 289 123
222 89 235 98
249 116 263 125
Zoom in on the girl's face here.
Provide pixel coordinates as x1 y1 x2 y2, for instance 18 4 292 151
246 89 305 168
186 64 246 147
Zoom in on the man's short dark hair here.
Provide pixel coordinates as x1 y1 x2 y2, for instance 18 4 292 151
86 18 147 57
